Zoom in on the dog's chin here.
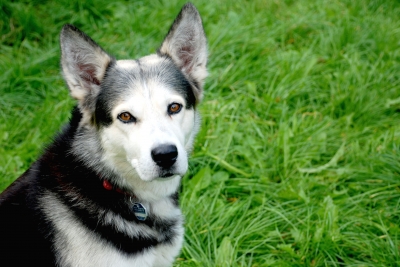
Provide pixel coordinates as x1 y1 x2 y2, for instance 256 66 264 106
114 159 185 200
133 176 181 202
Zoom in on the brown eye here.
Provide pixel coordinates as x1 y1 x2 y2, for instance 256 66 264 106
168 103 182 115
118 112 136 123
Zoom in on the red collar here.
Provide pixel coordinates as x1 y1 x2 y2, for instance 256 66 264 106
102 180 135 198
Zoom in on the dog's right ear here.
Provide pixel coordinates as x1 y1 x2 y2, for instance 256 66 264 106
60 25 113 109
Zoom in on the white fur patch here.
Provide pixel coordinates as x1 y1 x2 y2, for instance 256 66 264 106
116 59 138 69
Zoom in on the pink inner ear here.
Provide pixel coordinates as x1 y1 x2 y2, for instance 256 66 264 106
180 45 194 72
177 31 196 73
78 63 100 86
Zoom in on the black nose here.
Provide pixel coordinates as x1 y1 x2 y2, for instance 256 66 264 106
151 144 178 168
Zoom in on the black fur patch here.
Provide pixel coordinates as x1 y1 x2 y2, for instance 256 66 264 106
0 167 57 266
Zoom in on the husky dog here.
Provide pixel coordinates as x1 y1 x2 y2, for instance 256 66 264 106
0 3 207 266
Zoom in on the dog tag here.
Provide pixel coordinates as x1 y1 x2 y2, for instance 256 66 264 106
132 203 147 221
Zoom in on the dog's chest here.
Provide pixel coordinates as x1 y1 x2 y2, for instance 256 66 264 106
41 193 184 267
54 222 183 267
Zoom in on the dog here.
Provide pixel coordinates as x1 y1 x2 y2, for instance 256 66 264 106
0 3 207 266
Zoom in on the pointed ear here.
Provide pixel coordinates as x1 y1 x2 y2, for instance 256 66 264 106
159 3 207 102
60 24 113 109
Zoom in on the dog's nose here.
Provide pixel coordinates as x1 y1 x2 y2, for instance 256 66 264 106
151 144 178 168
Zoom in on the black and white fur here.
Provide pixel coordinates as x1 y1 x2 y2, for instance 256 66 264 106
0 3 207 266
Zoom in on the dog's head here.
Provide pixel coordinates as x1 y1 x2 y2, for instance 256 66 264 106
60 3 207 201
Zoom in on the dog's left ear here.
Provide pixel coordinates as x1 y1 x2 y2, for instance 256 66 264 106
159 3 207 102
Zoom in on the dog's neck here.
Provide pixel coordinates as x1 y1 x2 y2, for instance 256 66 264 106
102 179 148 221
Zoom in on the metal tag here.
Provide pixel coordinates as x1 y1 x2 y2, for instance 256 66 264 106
132 202 147 221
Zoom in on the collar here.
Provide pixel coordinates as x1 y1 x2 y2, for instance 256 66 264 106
102 180 135 197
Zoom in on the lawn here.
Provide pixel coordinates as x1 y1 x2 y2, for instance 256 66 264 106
1 0 400 266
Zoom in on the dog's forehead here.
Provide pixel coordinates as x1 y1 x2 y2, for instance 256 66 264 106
95 54 196 126
101 55 195 107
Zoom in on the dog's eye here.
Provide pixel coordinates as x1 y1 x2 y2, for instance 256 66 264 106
168 103 182 115
118 112 136 123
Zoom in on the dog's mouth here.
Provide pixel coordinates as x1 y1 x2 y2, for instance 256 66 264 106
155 166 182 179
156 173 180 181
129 156 186 182
161 172 174 178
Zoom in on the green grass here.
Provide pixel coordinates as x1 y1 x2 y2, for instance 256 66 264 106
1 0 400 266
